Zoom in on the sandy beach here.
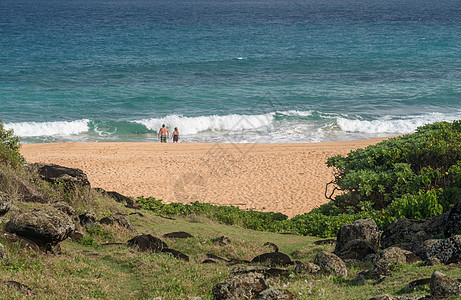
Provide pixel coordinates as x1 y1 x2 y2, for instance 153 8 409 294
21 138 387 218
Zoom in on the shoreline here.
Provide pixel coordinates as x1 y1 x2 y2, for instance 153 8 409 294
21 138 389 218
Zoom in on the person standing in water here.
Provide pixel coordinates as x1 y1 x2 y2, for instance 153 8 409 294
172 127 179 143
158 124 169 143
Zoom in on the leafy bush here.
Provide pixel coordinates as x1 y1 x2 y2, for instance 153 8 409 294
0 121 24 168
137 196 378 237
137 196 290 232
327 120 461 217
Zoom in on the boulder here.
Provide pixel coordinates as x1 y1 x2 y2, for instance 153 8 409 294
53 202 79 224
162 231 194 239
430 271 461 298
0 191 12 215
403 278 431 293
5 209 75 247
79 212 96 226
294 261 321 274
426 235 461 264
445 199 461 238
371 247 419 277
100 213 137 232
381 214 447 249
408 232 438 260
212 272 268 300
94 188 140 209
127 234 167 252
30 163 90 188
251 252 292 267
335 239 377 260
313 251 347 277
257 289 293 300
335 218 380 255
3 232 41 252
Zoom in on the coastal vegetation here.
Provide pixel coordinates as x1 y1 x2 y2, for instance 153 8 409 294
1 120 461 298
135 121 461 237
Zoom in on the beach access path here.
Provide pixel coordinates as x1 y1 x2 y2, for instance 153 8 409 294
21 139 387 218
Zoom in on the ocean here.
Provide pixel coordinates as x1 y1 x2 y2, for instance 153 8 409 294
1 0 460 144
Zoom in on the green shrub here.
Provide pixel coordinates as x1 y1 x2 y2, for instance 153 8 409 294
327 120 461 216
0 121 24 168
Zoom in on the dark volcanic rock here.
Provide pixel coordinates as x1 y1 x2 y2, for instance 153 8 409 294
263 242 279 252
162 231 194 239
404 278 431 292
100 213 137 232
79 212 96 226
313 238 336 245
202 259 217 264
3 232 41 252
381 214 448 249
334 218 380 256
5 209 75 247
314 251 347 277
30 163 90 187
127 234 167 252
251 252 292 267
0 191 12 215
94 188 141 209
294 261 321 275
161 248 189 261
426 235 461 264
445 200 461 238
430 271 461 298
212 272 268 300
258 288 293 300
371 247 419 277
336 239 377 260
53 202 79 224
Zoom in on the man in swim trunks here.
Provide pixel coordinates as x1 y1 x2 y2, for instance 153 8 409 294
158 124 169 142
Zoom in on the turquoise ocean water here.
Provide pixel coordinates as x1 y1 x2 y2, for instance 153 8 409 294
1 0 460 144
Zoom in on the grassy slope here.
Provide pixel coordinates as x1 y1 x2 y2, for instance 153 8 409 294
1 195 461 300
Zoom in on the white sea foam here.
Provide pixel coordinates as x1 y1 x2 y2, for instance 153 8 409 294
134 113 276 135
276 110 314 117
337 112 461 134
5 119 90 137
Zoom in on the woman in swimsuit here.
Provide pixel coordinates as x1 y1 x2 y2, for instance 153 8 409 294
172 127 179 143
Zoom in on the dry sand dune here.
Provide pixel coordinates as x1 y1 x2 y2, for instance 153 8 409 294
21 138 388 218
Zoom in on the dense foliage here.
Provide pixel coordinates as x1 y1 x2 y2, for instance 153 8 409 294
137 196 373 238
327 120 461 221
0 121 24 168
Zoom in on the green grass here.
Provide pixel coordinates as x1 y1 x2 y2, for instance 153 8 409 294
2 199 461 299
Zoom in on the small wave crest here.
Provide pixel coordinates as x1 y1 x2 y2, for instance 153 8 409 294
134 113 276 135
337 112 460 134
5 119 90 137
